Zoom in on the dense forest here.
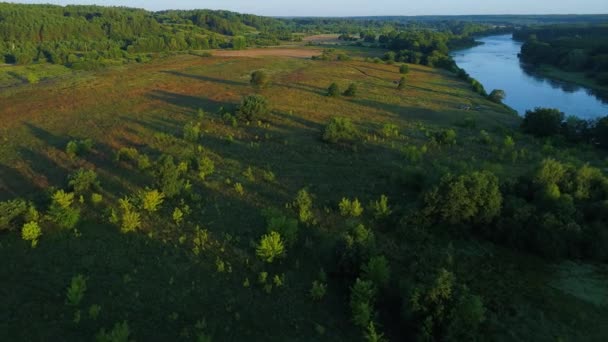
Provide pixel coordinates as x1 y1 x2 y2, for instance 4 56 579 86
515 24 608 85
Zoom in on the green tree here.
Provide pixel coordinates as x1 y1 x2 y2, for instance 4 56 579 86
96 321 131 342
68 169 100 194
423 171 502 226
521 107 564 137
256 231 286 263
237 94 270 121
250 70 270 87
327 82 340 97
140 189 165 213
343 83 358 97
339 198 364 217
48 190 80 229
294 189 314 224
155 155 184 198
183 121 201 142
362 255 390 287
310 280 327 301
232 35 246 50
399 64 409 74
21 221 42 248
66 274 87 306
264 208 299 246
198 156 215 180
350 278 376 328
488 89 506 103
323 117 360 144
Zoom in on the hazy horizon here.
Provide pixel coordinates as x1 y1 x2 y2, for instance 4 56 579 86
7 0 608 16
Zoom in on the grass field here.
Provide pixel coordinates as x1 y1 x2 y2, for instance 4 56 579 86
1 46 607 341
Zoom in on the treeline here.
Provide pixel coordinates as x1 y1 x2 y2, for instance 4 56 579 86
0 3 296 68
515 25 608 85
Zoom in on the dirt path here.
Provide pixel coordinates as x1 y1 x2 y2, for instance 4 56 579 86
212 48 321 58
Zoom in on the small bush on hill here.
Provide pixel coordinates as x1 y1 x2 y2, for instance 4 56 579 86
183 122 201 142
323 117 360 144
399 64 409 74
263 208 299 246
198 156 215 180
350 278 376 328
21 221 42 248
0 199 28 231
294 189 314 224
68 169 100 194
237 95 270 121
48 190 80 229
339 198 364 217
433 129 457 146
139 189 165 213
256 231 286 263
155 155 185 198
362 255 390 287
327 83 340 97
343 83 358 97
250 70 270 87
488 89 506 103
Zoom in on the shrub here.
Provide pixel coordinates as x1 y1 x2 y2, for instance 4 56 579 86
382 123 399 138
323 117 359 144
521 107 564 137
310 281 327 301
263 208 299 246
237 95 270 121
234 182 245 196
256 231 286 263
369 195 391 219
0 199 28 231
327 82 340 97
250 70 270 87
350 278 376 328
68 169 100 194
403 145 427 163
343 83 358 97
116 198 141 233
66 274 87 306
362 256 390 287
364 321 387 342
48 190 80 229
183 122 201 142
155 155 184 198
294 189 314 224
96 321 131 342
423 171 502 226
399 64 409 74
66 139 94 159
21 221 42 248
140 189 165 213
339 198 364 217
488 89 506 103
433 129 457 146
198 156 215 180
397 77 406 90
91 193 103 205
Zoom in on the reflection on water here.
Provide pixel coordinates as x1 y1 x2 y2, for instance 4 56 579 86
452 34 608 119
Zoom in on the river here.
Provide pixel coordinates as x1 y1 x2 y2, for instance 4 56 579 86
451 34 608 119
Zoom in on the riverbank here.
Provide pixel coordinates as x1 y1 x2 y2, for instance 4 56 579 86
532 64 608 101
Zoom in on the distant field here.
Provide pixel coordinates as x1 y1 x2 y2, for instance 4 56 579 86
212 48 323 58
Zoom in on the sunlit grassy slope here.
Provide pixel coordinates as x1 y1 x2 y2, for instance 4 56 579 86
1 50 607 341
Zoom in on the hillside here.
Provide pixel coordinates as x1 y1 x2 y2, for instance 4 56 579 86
1 42 608 341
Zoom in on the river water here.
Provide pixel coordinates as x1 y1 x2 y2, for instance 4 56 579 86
451 34 608 119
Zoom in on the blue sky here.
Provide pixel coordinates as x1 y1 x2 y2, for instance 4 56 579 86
11 0 608 16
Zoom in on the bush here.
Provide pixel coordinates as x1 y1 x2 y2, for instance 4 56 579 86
263 208 299 246
140 189 165 213
343 83 358 97
183 122 201 142
0 199 28 231
115 198 141 233
327 82 340 97
21 221 42 248
382 123 399 138
66 274 87 306
397 77 406 90
237 94 270 121
423 171 502 226
323 117 359 144
66 139 94 159
369 195 392 219
362 255 390 287
155 155 185 198
339 198 364 217
256 231 286 263
399 64 409 74
521 107 564 137
488 89 506 103
68 169 100 194
433 129 457 146
250 70 270 87
350 278 376 328
310 280 327 301
294 189 314 224
198 156 215 180
48 190 80 229
96 321 131 342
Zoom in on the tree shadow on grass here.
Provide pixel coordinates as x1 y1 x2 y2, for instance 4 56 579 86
147 90 236 115
160 70 247 87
